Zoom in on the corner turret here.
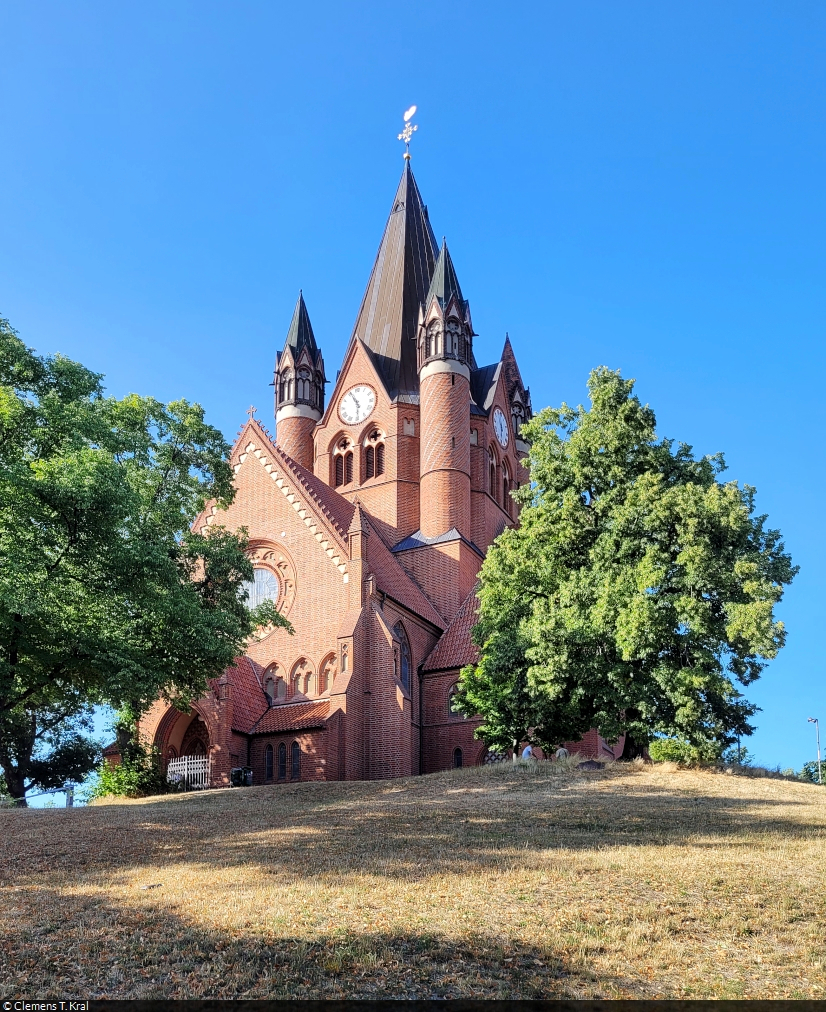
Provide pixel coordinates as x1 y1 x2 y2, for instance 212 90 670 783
274 292 326 468
417 240 474 378
417 241 472 539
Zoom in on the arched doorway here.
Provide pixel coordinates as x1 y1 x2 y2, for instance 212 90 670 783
154 707 214 788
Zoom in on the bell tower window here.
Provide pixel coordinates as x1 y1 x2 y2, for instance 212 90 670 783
511 401 526 437
297 368 312 403
446 318 462 358
364 429 385 480
426 320 441 359
333 437 355 488
489 448 497 502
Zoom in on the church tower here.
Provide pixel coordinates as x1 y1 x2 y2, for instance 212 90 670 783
417 241 473 539
274 292 326 470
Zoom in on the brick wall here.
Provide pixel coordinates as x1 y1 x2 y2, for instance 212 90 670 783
249 730 326 785
275 415 317 470
419 370 471 538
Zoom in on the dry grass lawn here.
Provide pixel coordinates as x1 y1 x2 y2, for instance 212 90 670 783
1 759 825 1000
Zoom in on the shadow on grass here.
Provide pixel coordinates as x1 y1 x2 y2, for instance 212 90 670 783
0 886 598 1000
2 762 824 889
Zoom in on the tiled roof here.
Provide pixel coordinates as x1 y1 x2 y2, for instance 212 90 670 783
252 699 330 735
350 163 439 400
366 520 445 629
228 655 269 733
250 420 355 543
422 586 481 672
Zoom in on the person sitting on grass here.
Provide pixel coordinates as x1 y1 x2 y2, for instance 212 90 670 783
554 745 570 760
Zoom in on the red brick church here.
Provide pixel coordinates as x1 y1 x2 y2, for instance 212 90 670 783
138 163 621 785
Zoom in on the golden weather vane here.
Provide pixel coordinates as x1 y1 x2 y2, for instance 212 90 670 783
397 105 418 160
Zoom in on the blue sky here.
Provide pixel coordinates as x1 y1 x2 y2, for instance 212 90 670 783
1 1 824 778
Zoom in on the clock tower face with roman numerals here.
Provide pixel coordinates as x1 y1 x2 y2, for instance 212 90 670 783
338 385 376 425
493 407 509 448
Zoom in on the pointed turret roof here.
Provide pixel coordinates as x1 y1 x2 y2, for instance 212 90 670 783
350 163 438 400
283 291 318 358
426 239 465 310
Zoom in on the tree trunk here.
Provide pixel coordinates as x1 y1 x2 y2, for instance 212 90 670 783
3 765 28 807
619 733 647 761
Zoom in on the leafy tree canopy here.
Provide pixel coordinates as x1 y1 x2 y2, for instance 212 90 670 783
457 367 797 758
0 317 291 803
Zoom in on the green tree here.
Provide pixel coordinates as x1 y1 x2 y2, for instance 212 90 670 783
798 761 824 785
457 368 796 758
0 317 291 805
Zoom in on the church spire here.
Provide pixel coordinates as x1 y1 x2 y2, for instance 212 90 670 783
283 290 318 357
349 162 438 400
425 239 465 311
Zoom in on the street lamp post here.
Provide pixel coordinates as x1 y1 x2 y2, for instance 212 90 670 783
808 718 822 785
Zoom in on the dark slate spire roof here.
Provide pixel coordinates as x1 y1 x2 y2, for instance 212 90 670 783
350 163 439 400
283 291 318 357
426 239 465 310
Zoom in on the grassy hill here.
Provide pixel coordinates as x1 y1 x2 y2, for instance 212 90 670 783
2 760 825 1000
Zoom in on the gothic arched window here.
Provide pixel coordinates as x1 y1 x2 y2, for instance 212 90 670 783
394 622 412 691
426 320 441 359
489 449 497 502
291 658 313 697
278 742 287 780
291 741 301 779
446 318 462 357
448 683 467 719
334 438 354 487
319 654 336 694
264 675 276 706
364 429 385 480
511 401 525 437
265 744 273 780
502 461 511 515
453 747 463 768
297 368 312 402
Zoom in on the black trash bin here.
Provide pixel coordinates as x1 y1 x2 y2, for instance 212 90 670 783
243 767 254 786
230 767 244 787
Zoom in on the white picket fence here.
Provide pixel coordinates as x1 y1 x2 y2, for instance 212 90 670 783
166 755 211 790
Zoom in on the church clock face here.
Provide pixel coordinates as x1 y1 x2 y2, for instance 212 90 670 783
493 407 509 448
339 385 376 425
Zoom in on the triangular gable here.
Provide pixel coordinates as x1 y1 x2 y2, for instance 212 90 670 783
195 419 353 585
318 335 392 429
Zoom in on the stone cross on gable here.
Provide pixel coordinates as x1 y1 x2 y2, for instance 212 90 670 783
247 405 257 421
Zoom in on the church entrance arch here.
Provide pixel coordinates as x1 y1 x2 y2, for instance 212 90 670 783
153 705 214 766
